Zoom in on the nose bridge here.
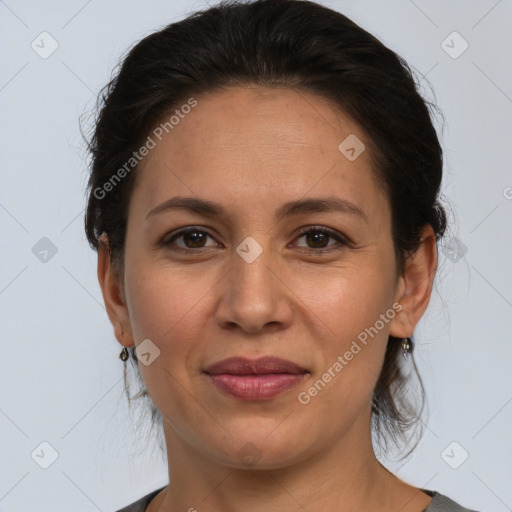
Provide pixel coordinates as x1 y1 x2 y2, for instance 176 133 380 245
216 234 291 332
232 235 275 306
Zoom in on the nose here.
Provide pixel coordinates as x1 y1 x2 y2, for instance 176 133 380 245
214 240 293 334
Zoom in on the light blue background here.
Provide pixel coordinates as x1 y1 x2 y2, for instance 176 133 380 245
1 1 511 511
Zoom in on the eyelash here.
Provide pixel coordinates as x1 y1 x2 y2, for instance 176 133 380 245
162 225 350 255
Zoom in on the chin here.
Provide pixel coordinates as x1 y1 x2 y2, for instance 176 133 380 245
204 426 313 470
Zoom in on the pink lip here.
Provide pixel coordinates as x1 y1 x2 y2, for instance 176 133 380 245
204 356 308 401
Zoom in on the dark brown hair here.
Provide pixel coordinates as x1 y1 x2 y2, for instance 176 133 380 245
84 0 447 458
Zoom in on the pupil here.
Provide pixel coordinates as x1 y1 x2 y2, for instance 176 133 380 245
185 231 205 248
307 231 328 248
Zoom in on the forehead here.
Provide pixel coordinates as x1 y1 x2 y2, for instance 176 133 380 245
130 86 388 225
153 86 366 163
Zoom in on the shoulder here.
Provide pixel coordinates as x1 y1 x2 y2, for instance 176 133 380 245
424 489 482 512
114 487 166 512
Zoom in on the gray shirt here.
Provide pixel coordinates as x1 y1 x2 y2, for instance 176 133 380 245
115 487 482 512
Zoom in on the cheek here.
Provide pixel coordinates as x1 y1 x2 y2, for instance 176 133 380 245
295 279 393 423
292 261 395 336
125 263 216 343
295 261 396 393
123 266 214 416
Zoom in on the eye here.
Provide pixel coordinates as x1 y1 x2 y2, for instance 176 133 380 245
162 225 349 254
292 226 349 253
163 227 218 251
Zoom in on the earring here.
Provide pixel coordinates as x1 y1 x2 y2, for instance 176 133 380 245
402 337 411 359
119 346 129 361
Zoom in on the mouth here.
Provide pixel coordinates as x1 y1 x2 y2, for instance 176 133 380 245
204 356 309 401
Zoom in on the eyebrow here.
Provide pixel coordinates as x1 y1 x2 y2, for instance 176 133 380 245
145 196 368 224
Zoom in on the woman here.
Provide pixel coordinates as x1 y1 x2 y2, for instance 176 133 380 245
84 0 481 510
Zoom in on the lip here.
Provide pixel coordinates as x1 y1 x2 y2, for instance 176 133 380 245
204 356 309 401
204 356 307 375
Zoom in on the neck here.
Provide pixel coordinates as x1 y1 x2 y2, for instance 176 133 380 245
149 407 430 512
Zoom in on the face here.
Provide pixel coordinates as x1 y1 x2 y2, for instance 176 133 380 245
111 86 412 469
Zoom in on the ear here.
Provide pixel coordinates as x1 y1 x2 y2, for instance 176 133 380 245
97 236 135 348
389 224 438 338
